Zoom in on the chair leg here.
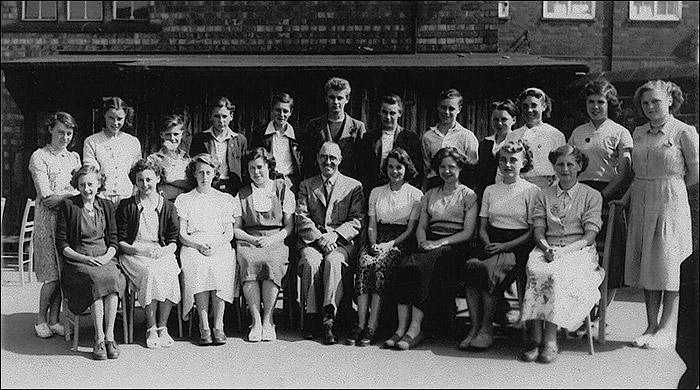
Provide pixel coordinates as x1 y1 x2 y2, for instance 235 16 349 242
122 297 129 344
236 296 244 334
598 290 607 345
72 315 79 352
177 301 183 338
299 275 306 331
128 292 135 344
586 314 595 355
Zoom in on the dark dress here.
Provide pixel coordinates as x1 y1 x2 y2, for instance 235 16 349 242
57 196 126 315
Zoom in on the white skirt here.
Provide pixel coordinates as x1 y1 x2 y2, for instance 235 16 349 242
521 246 605 329
120 240 181 307
180 232 236 320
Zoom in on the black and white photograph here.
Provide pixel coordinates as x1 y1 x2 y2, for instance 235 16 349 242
1 1 698 388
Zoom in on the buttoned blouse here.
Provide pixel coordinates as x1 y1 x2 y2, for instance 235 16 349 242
569 119 633 183
631 116 699 180
174 188 241 235
368 183 423 225
28 146 81 200
532 182 602 246
83 131 142 199
505 123 565 178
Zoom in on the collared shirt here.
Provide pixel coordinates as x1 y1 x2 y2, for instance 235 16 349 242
28 145 81 200
83 130 142 200
631 116 699 180
248 179 296 213
203 127 234 179
569 119 633 183
484 134 508 156
505 123 565 178
532 182 602 246
264 121 296 176
322 172 338 201
421 122 479 178
380 129 396 167
368 182 423 225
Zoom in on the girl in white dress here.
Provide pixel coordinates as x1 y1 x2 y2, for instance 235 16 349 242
175 153 240 346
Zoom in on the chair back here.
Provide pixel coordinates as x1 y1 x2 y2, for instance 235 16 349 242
1 197 6 221
18 199 36 256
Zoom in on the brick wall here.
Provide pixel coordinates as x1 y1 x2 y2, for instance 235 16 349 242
498 1 699 73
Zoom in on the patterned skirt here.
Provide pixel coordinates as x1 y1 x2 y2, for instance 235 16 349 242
33 202 61 282
355 224 412 296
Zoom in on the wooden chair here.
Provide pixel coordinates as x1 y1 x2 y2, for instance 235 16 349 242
1 198 35 286
62 290 129 352
597 202 626 344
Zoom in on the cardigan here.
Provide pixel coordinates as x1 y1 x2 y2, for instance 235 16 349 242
359 125 424 193
56 195 118 255
115 195 180 246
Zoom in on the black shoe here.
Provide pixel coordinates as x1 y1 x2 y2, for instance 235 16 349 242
345 326 363 346
303 314 319 340
323 325 338 345
198 329 213 346
105 341 120 359
212 328 227 345
322 305 336 328
358 328 375 347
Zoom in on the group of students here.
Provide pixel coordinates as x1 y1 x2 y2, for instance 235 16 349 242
28 76 698 365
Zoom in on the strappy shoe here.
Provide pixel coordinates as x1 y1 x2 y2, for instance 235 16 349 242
157 326 174 348
146 326 161 349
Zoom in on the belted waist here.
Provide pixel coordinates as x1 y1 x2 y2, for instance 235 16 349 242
636 175 684 181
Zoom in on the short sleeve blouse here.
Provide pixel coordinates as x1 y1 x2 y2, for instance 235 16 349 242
368 183 423 225
174 188 241 234
568 119 633 183
28 146 81 199
423 184 477 236
480 180 539 230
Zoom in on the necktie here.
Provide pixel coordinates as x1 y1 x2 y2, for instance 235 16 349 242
324 179 333 203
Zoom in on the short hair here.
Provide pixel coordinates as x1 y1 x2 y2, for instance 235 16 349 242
185 153 220 185
70 164 106 193
128 158 164 185
580 79 622 119
381 147 418 182
430 147 469 174
380 93 404 113
489 99 519 119
271 92 294 110
437 88 463 108
100 97 134 131
496 141 534 174
160 114 184 133
324 77 351 95
548 144 589 175
633 79 684 116
518 87 553 119
317 141 342 158
241 147 278 183
208 96 236 115
46 111 78 147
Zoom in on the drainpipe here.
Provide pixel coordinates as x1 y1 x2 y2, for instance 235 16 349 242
603 1 614 71
411 1 419 54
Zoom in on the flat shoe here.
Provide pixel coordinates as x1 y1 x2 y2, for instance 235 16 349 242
395 333 425 351
146 326 161 349
644 333 676 349
48 322 68 336
383 333 402 349
212 328 227 345
469 333 494 350
93 341 108 360
538 343 558 364
631 333 653 348
520 343 540 362
198 329 213 346
261 324 276 342
248 326 263 342
105 341 120 359
157 327 174 348
35 322 53 339
458 335 474 350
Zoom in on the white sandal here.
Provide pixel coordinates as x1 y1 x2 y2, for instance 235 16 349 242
157 326 174 348
146 326 161 349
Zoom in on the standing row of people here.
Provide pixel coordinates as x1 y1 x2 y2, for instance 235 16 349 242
27 77 697 366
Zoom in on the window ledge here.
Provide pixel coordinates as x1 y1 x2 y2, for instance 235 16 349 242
2 21 162 33
540 17 596 23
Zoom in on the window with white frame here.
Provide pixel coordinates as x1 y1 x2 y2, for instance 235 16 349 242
629 1 682 21
543 1 596 20
67 1 103 21
498 1 510 19
21 1 57 20
114 1 150 20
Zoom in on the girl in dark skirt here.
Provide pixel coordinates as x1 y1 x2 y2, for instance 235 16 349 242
57 165 127 360
349 148 423 347
461 141 539 350
385 147 478 350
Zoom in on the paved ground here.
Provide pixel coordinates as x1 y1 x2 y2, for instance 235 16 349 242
1 276 687 389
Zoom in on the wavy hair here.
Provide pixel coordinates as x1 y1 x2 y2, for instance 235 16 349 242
548 144 589 175
580 79 622 119
70 164 107 193
518 87 553 119
633 79 684 116
381 147 418 183
430 146 469 174
496 140 534 174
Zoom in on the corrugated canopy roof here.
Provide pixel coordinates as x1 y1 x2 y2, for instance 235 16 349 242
2 52 589 72
568 62 698 89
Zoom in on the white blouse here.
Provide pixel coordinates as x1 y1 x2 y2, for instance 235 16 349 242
368 183 423 225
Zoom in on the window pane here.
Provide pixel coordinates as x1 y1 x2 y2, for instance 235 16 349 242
40 1 56 19
24 1 40 19
667 1 679 15
132 1 150 19
115 1 132 19
571 1 592 14
68 1 85 19
86 1 102 19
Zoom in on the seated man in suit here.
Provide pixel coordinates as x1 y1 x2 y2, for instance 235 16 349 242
296 141 365 344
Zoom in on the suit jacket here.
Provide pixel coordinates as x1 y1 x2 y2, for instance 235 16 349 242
56 195 118 255
359 125 424 193
250 122 303 185
189 128 248 183
295 173 365 254
299 113 366 180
